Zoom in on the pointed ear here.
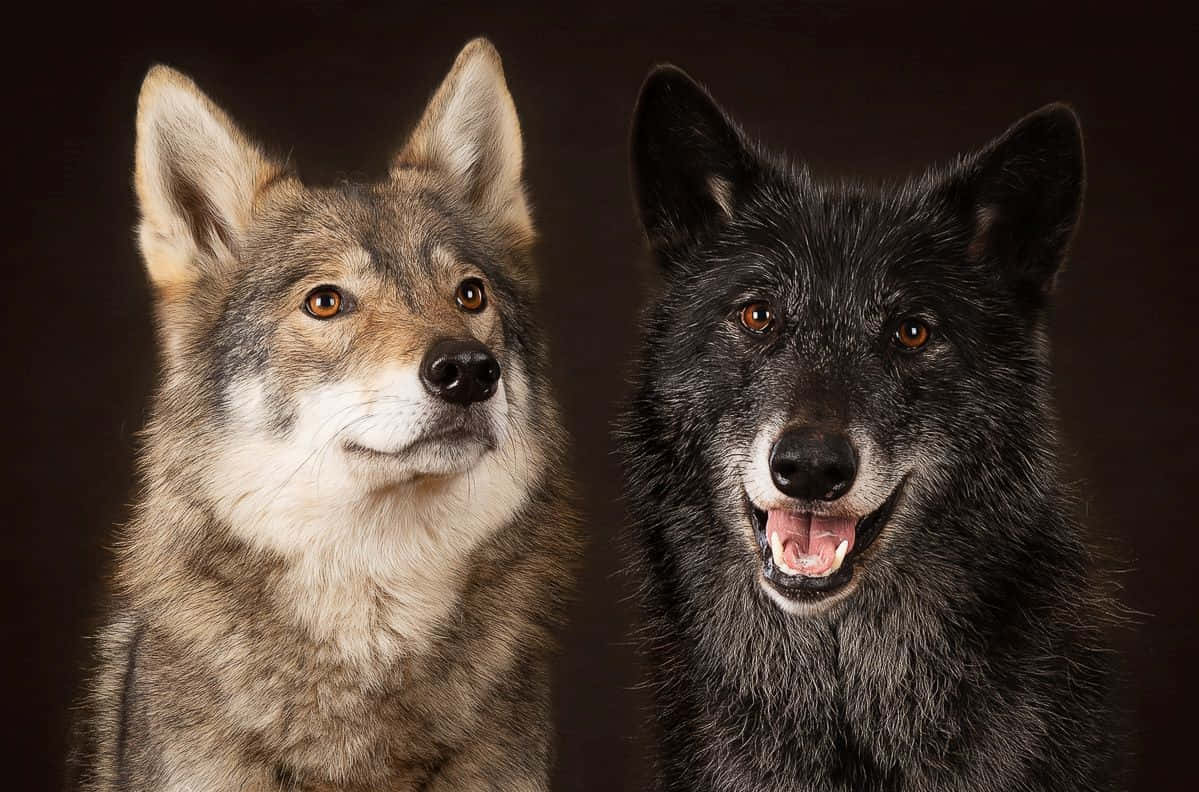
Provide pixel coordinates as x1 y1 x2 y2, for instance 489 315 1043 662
135 66 283 289
631 65 757 260
948 104 1085 295
394 39 530 241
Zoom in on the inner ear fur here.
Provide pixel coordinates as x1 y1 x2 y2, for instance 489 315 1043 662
134 65 285 289
951 104 1085 294
393 38 532 244
630 65 758 261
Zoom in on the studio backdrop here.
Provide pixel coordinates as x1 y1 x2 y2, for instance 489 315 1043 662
4 2 1195 790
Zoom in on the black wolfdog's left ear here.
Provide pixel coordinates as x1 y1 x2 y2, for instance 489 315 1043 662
947 104 1085 295
631 65 757 261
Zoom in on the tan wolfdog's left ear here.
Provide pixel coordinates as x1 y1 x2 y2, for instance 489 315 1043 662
394 38 532 242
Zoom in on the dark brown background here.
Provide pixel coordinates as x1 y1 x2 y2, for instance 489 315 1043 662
4 2 1195 789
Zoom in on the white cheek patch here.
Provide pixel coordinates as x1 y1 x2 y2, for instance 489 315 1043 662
210 363 516 544
840 429 902 516
740 415 787 512
334 364 439 456
202 360 538 661
207 376 382 550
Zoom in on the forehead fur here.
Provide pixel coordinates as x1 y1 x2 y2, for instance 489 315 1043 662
695 168 971 299
249 171 512 276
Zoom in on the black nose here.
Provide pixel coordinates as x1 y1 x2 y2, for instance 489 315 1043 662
769 427 858 501
420 338 501 406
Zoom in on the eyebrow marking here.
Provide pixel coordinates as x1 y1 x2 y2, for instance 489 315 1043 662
341 246 373 272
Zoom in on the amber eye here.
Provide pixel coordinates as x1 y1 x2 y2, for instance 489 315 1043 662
455 278 487 313
740 302 774 334
304 287 343 319
895 318 931 350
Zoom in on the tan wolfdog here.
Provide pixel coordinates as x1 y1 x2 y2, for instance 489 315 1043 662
69 38 579 791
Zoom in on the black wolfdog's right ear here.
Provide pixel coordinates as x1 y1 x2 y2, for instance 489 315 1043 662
631 66 756 260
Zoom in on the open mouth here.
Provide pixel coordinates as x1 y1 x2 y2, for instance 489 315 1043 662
750 480 904 597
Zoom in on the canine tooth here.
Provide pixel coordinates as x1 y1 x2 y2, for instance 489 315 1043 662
831 539 849 572
769 531 785 567
769 531 803 576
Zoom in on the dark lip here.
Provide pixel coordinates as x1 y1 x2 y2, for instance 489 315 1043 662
751 476 906 598
343 426 495 459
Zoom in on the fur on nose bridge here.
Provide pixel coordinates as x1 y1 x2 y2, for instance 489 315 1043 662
356 304 496 371
783 375 856 429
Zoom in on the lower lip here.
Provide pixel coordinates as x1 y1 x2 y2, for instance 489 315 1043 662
344 430 491 459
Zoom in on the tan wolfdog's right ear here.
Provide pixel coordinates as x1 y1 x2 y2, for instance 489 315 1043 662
134 66 283 289
394 39 532 244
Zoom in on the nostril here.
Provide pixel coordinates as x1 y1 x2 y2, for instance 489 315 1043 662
479 358 501 385
772 460 798 478
430 359 459 386
822 469 854 498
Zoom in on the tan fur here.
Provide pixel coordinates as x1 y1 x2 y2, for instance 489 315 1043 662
70 39 579 792
135 66 283 289
395 39 534 250
967 204 998 261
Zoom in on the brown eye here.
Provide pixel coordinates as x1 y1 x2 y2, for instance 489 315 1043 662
895 318 930 349
455 278 486 313
304 287 343 319
740 302 774 334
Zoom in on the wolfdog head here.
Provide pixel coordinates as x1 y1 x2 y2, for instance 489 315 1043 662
621 67 1084 619
133 39 555 578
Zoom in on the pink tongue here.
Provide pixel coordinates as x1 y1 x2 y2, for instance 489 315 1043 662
766 510 857 576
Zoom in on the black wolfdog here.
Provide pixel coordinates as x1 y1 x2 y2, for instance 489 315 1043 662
618 66 1118 791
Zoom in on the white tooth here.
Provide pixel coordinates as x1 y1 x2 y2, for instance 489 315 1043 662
831 539 849 572
770 531 785 567
770 531 803 576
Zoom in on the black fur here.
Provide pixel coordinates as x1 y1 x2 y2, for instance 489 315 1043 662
618 65 1119 792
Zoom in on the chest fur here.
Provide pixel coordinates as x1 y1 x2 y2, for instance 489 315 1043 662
202 563 504 783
